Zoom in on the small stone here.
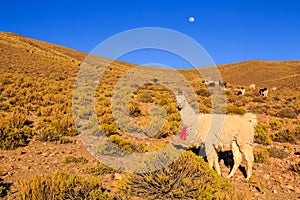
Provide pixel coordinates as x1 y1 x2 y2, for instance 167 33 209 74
286 185 294 191
113 173 123 180
263 174 270 180
254 192 260 196
49 152 58 157
22 166 30 170
36 151 42 155
272 190 277 194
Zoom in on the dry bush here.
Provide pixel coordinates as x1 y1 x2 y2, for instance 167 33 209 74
253 147 270 164
276 108 297 119
267 148 289 159
17 171 115 200
63 156 88 164
254 123 272 145
0 170 11 198
119 151 242 200
0 108 35 149
290 162 300 174
96 135 146 156
85 163 117 176
252 98 265 103
271 129 299 144
137 93 153 103
196 88 210 97
269 119 283 131
226 105 246 115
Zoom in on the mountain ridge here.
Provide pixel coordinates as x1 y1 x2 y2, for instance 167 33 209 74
1 31 299 89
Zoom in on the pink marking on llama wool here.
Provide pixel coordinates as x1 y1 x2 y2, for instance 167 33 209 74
180 126 188 141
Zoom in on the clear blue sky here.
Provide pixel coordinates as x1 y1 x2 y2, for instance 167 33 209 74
1 0 300 68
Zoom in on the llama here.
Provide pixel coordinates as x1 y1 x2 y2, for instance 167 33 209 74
174 93 257 180
202 80 216 87
219 81 227 88
237 87 246 96
259 88 268 97
249 84 256 90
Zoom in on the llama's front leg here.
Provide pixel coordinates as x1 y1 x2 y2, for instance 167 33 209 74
227 141 242 178
213 152 221 176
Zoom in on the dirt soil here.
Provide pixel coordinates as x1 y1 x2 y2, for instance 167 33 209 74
1 135 299 200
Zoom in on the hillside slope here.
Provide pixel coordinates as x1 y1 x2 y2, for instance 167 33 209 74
0 32 299 200
218 60 300 88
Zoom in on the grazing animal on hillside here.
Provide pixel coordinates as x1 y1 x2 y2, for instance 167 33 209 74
249 84 256 90
175 93 257 180
237 87 246 96
259 88 268 97
202 80 215 87
219 81 227 88
153 78 159 84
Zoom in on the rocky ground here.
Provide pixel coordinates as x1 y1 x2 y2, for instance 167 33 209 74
1 136 299 200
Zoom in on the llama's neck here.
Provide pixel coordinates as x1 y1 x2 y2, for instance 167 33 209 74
180 103 198 143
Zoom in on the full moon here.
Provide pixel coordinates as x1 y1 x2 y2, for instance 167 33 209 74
189 16 195 23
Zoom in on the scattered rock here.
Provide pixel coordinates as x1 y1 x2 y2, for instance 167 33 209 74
113 173 123 180
263 174 270 180
273 96 280 101
49 152 58 157
272 190 277 194
286 185 294 191
22 166 30 170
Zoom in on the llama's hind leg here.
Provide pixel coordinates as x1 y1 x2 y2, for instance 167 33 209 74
207 149 221 176
227 141 242 178
240 145 254 180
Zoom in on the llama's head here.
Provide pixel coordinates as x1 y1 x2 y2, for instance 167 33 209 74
175 93 186 110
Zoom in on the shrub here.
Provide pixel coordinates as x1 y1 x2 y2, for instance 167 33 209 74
276 108 297 119
0 170 11 198
96 135 146 156
252 98 265 103
0 125 32 150
137 93 153 103
109 135 146 153
226 105 246 115
63 156 88 164
96 138 129 157
85 163 117 176
37 120 76 142
271 129 298 144
253 147 270 164
0 103 10 111
269 119 283 131
128 102 141 117
100 122 118 136
254 123 272 145
119 151 241 200
17 171 115 200
267 148 289 159
59 137 74 144
109 135 133 153
290 162 300 174
196 89 210 97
